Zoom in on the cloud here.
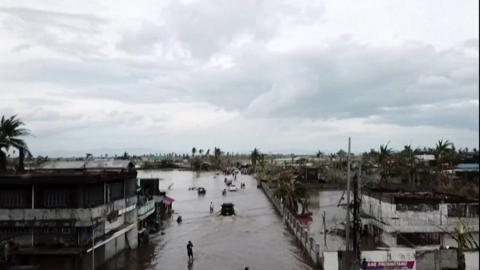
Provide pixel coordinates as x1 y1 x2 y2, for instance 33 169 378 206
0 0 478 154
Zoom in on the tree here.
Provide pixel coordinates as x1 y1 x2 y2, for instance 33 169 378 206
191 147 196 157
251 148 260 172
400 145 416 188
446 221 479 270
316 150 324 158
0 115 31 173
434 139 455 185
435 139 455 168
274 171 309 214
213 147 222 169
378 143 393 184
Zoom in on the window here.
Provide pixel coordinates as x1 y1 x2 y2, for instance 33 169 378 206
109 181 124 201
85 184 104 207
44 189 69 208
0 189 28 208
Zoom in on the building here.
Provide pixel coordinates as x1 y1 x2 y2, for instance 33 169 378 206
0 159 139 270
361 188 479 249
454 163 479 180
138 178 174 229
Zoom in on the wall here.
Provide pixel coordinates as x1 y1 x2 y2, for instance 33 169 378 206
381 230 397 247
415 249 457 270
362 194 479 234
323 251 339 270
465 251 479 270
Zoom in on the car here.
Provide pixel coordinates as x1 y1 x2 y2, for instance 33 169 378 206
197 187 206 194
221 203 235 216
228 185 238 192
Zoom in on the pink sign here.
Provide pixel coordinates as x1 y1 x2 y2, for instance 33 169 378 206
364 261 416 270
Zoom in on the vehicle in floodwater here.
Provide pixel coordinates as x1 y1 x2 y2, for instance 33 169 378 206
228 184 238 192
221 203 235 216
197 187 206 194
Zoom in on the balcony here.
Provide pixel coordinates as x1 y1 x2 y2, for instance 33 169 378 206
0 197 137 227
137 199 155 220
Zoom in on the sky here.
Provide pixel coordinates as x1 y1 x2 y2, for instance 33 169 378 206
0 0 478 156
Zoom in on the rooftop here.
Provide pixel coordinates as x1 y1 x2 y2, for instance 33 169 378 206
35 159 135 170
364 187 478 204
0 159 137 184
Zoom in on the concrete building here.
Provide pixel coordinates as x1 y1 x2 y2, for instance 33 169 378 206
138 178 174 228
361 188 479 249
0 160 140 270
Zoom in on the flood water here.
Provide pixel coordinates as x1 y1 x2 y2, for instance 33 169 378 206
307 190 347 252
101 170 314 270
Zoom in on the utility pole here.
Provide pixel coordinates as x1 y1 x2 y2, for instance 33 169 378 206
323 211 327 248
345 137 351 252
353 167 360 267
92 225 95 270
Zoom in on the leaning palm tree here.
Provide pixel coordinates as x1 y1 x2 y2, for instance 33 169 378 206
0 115 31 173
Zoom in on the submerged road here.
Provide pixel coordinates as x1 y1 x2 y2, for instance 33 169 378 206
101 170 314 270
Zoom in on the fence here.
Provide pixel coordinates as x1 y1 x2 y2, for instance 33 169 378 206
261 183 322 268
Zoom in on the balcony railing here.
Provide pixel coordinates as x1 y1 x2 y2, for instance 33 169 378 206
0 197 137 226
137 199 155 218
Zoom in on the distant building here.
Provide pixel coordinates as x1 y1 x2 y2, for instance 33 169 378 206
0 160 140 270
454 163 479 180
296 167 325 183
361 188 479 249
414 154 435 163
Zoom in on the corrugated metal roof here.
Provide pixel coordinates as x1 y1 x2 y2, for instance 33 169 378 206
455 163 479 171
37 159 134 170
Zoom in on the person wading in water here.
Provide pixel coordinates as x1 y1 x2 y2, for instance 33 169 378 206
187 241 194 261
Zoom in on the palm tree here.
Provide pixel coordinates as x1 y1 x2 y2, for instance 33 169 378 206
0 115 31 173
191 147 196 157
274 171 309 214
434 139 455 185
294 181 309 214
213 147 222 169
251 148 260 172
447 221 479 270
378 143 392 184
435 139 455 166
400 145 417 188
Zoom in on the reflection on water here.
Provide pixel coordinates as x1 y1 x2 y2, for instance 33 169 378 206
100 170 313 270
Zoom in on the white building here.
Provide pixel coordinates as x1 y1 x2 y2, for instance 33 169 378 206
361 188 479 249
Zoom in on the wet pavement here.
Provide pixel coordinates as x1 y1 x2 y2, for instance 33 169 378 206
101 170 314 270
